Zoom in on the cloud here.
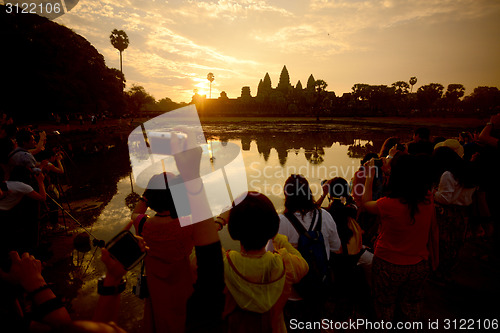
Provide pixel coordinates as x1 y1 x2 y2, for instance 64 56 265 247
53 0 500 101
309 0 500 29
176 0 293 20
253 25 351 57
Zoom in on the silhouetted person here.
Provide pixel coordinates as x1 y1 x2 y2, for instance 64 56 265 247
407 127 434 155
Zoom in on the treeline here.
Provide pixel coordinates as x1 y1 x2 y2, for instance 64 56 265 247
340 83 500 117
194 66 500 118
123 85 187 117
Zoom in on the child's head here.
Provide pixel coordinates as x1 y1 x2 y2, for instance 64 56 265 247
228 191 279 251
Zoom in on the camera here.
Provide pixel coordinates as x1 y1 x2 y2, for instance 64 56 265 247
395 143 405 152
373 158 383 168
148 131 188 155
105 230 146 270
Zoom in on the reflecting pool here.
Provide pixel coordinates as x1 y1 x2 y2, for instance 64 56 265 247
69 121 461 330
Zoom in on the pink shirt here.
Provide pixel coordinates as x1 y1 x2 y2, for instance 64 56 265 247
375 197 433 265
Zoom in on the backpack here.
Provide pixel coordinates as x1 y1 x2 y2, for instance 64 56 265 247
285 209 329 300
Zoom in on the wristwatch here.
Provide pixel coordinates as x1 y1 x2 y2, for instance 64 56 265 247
97 276 127 295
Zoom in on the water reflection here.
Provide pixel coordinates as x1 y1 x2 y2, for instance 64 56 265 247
201 122 445 166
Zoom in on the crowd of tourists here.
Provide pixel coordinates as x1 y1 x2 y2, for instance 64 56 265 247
1 113 499 332
0 115 67 259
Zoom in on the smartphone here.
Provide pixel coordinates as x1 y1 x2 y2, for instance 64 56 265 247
148 131 187 155
105 230 146 270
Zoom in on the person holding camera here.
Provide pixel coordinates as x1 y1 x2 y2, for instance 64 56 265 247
362 154 437 323
130 128 224 333
8 129 43 185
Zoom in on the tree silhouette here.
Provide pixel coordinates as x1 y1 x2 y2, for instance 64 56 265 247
417 83 444 112
110 29 129 76
409 76 417 93
392 81 410 95
315 80 328 93
463 86 500 114
352 83 371 101
1 10 125 118
207 72 215 98
126 85 155 115
444 84 465 102
313 79 328 119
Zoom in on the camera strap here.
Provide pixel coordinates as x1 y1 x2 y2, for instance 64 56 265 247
135 214 148 277
140 259 145 276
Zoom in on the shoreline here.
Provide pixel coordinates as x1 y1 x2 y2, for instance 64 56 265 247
199 115 489 130
34 115 489 135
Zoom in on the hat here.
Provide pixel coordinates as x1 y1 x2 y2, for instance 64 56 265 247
434 139 464 158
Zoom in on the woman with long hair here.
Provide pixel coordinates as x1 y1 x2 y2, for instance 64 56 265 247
280 174 341 258
277 174 340 327
362 154 435 322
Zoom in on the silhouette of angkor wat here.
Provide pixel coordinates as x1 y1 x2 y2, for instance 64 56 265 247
193 65 335 117
191 65 499 118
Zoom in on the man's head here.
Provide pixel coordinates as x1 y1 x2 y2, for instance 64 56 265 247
15 129 36 149
413 127 430 142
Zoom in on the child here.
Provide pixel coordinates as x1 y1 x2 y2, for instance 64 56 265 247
219 191 308 333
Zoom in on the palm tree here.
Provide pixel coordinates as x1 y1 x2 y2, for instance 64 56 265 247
110 29 129 76
409 76 417 93
207 73 215 99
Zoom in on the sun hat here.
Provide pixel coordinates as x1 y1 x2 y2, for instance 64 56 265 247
434 139 464 158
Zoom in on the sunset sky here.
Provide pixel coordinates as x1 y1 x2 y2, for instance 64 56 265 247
51 0 500 103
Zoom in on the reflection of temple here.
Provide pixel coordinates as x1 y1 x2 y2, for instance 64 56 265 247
348 140 375 159
203 123 397 165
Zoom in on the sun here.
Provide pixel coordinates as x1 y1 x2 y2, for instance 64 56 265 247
194 89 207 96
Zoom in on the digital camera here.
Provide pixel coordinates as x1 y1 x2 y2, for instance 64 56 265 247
105 230 146 270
